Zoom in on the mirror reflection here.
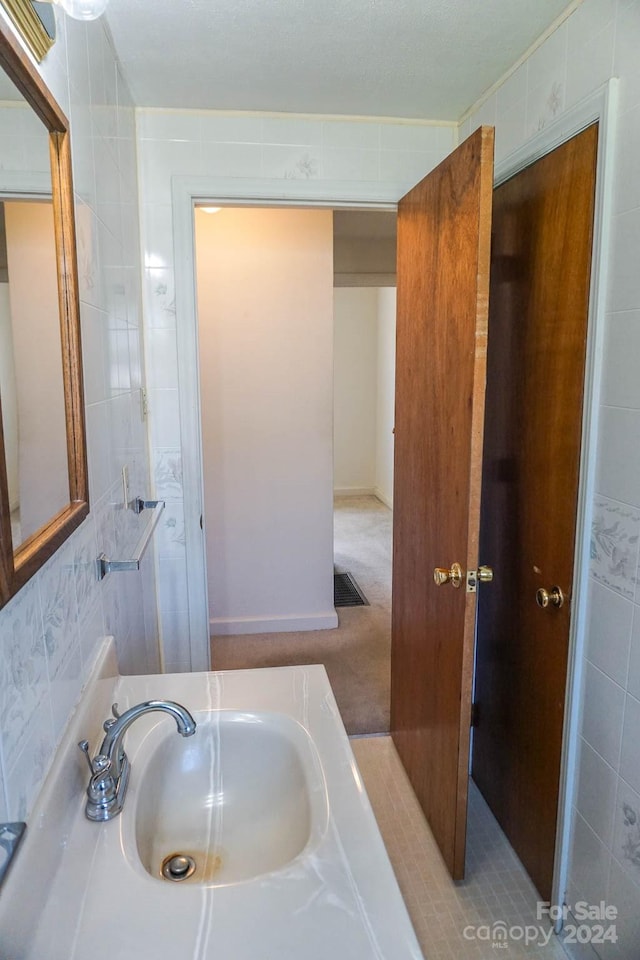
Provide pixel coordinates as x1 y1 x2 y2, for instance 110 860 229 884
0 65 69 552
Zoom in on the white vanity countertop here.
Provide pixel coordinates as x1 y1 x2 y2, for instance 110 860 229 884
2 664 424 960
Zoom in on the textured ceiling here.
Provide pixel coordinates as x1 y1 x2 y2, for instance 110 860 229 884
105 0 575 120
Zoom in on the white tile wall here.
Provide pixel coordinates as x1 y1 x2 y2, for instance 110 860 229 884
628 610 640 701
137 109 456 667
612 777 640 889
569 813 612 909
582 663 626 769
0 10 158 820
462 1 640 953
586 581 633 685
590 497 640 599
602 311 640 407
607 858 640 960
619 693 640 795
575 739 618 848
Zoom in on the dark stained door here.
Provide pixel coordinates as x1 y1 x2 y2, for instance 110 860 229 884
391 126 494 880
473 123 599 901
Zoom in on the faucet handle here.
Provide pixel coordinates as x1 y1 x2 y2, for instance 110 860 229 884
78 741 112 777
78 739 95 775
78 741 118 820
86 754 115 806
91 754 111 774
100 703 121 734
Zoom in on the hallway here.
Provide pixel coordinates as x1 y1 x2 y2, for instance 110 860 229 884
211 495 391 734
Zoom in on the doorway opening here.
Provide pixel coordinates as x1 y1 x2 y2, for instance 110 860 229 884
332 209 397 730
194 204 395 736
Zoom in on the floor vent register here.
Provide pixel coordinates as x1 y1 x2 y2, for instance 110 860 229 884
334 572 369 607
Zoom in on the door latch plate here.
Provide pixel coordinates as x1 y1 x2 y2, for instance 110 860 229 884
466 566 494 593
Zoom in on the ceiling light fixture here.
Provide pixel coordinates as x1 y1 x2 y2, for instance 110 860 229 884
36 0 109 22
199 206 222 214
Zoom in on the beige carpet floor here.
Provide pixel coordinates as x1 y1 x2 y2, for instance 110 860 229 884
210 495 392 735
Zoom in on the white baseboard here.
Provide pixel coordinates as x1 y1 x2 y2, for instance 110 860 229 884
210 610 339 636
374 486 393 510
334 486 376 497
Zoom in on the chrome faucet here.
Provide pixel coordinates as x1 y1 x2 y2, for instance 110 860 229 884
79 700 197 822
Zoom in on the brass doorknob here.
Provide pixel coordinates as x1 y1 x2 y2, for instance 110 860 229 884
536 586 564 609
477 566 493 583
434 562 463 588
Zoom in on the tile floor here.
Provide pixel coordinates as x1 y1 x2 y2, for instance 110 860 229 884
352 735 571 960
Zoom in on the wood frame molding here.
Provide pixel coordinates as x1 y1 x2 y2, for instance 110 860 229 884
0 19 88 607
0 0 53 63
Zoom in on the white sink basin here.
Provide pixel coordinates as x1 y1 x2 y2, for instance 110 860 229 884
133 711 323 885
0 659 424 960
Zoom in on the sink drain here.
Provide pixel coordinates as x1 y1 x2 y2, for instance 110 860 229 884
161 853 196 882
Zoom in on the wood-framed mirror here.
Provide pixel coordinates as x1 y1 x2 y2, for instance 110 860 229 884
0 0 54 63
0 18 88 609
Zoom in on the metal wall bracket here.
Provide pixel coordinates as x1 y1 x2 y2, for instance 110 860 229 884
131 497 160 515
96 500 165 581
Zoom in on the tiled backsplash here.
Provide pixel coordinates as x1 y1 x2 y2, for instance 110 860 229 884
461 1 640 955
0 12 157 820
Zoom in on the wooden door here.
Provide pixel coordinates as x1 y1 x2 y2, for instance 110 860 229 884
390 126 494 880
473 124 599 901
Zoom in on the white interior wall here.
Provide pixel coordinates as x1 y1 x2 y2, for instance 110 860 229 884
0 282 18 509
375 287 396 508
195 206 337 635
333 286 396 506
4 201 68 542
333 287 378 495
334 235 397 287
461 1 640 952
